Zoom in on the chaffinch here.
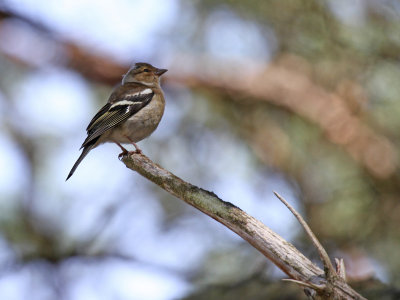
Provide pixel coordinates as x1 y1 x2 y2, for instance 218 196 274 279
66 62 167 180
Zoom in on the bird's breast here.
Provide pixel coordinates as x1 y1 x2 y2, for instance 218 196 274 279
110 94 165 144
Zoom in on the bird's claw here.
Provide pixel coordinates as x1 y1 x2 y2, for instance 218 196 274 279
118 149 142 160
127 149 142 156
132 149 142 154
118 151 128 160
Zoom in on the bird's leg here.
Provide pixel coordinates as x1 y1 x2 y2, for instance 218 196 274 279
124 135 142 154
116 142 129 159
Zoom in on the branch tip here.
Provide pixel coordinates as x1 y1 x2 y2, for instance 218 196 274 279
282 278 325 291
335 258 347 280
273 191 337 280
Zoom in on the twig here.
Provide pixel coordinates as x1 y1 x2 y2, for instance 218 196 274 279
273 191 337 281
335 258 347 281
282 278 325 291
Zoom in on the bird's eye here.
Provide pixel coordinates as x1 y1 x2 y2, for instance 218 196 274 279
143 69 150 72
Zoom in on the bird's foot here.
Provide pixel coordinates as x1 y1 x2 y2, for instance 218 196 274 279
122 135 142 154
118 150 129 160
116 142 129 160
118 149 142 159
131 149 142 155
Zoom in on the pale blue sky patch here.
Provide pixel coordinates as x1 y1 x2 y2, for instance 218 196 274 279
12 68 93 136
3 0 179 62
0 268 30 300
104 262 190 300
327 0 366 26
63 259 190 300
205 9 274 62
123 217 214 272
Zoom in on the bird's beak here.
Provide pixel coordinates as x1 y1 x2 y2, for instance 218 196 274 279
155 68 168 76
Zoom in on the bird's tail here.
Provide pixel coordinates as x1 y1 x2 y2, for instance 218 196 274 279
66 144 95 181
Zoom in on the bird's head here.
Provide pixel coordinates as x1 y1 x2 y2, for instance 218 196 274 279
122 63 167 86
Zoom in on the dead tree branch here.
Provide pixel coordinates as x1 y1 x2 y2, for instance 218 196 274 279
122 152 366 299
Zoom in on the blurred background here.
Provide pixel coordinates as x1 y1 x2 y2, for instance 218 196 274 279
0 0 400 299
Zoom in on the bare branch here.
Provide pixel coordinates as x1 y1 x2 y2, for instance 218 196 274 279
274 191 337 281
122 152 366 299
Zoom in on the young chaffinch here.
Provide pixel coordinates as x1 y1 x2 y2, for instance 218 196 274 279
66 62 167 180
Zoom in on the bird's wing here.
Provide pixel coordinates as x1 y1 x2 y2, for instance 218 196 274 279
86 102 112 131
80 90 154 148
